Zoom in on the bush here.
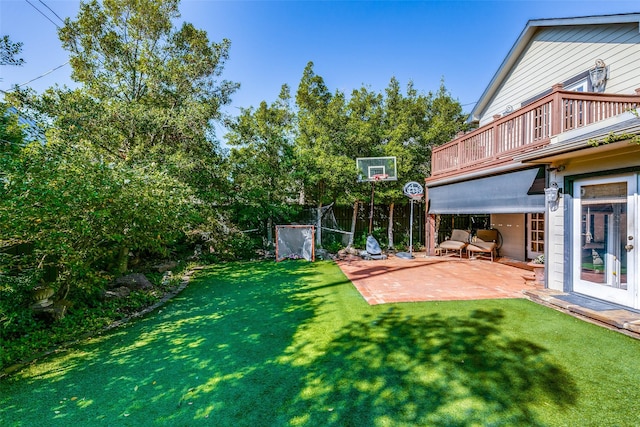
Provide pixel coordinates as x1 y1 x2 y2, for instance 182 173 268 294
0 265 189 372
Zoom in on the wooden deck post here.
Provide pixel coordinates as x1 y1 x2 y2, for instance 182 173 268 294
551 83 563 135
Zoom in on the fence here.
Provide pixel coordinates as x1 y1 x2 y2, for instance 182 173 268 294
331 202 426 248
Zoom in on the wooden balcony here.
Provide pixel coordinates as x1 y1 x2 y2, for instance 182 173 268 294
430 84 640 180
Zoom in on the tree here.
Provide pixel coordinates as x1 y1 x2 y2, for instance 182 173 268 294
379 78 467 248
0 35 24 67
226 85 299 245
296 62 380 246
342 86 385 245
3 0 239 300
14 0 238 193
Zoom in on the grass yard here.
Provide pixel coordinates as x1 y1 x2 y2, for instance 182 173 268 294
1 260 640 426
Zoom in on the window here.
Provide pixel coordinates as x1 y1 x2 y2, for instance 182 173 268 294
521 70 592 107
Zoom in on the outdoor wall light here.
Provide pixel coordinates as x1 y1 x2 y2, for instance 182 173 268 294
545 181 561 212
589 59 608 93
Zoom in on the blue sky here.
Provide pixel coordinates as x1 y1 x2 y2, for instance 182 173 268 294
1 0 639 117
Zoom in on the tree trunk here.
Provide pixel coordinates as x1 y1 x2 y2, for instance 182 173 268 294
116 245 129 274
348 200 359 248
388 202 395 249
316 202 322 248
267 217 273 248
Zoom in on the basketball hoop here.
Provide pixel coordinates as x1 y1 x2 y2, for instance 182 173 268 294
371 173 389 182
403 181 424 199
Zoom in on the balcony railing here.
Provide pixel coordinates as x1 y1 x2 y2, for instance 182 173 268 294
430 84 640 179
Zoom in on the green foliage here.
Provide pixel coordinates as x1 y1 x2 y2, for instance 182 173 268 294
1 139 199 287
0 260 190 370
295 62 358 206
0 35 24 67
323 239 345 254
588 130 640 147
1 0 242 354
226 85 301 242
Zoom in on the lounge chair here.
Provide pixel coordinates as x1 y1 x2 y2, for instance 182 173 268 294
438 229 470 258
467 229 499 261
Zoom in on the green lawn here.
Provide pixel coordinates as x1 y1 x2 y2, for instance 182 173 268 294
2 260 640 426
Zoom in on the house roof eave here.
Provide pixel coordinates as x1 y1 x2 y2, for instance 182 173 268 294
469 13 640 123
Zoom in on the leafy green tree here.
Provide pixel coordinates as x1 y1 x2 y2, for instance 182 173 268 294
380 78 467 247
340 86 385 244
226 85 299 245
295 62 361 245
0 138 200 296
13 0 238 197
2 0 239 314
0 35 24 67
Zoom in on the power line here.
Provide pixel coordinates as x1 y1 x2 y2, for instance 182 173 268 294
1 61 70 92
38 0 65 25
24 0 61 28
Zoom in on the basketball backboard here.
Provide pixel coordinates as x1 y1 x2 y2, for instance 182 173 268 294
356 157 397 182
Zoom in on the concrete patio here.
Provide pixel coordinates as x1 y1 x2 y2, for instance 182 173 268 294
337 253 640 339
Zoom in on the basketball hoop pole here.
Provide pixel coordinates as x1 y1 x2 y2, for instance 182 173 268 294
409 197 414 256
369 180 375 235
402 181 424 257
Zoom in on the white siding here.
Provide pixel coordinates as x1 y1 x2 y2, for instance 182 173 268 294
546 147 640 292
479 23 640 126
547 171 565 292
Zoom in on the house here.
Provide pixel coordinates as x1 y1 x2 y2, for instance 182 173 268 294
425 13 640 310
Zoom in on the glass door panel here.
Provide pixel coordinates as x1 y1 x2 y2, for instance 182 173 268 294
527 213 544 260
573 175 636 307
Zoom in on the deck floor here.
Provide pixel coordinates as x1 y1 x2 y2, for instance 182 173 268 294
336 252 640 338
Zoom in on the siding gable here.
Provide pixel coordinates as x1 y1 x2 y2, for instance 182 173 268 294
479 23 640 126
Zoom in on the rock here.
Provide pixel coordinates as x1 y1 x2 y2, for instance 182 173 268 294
316 248 329 260
114 273 153 290
105 286 131 299
154 261 178 273
366 235 382 255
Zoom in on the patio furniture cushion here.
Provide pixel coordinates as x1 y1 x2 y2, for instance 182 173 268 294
438 229 470 258
467 229 499 261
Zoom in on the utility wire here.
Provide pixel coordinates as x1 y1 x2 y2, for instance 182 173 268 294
38 0 65 25
1 2 70 92
24 0 60 28
1 62 70 92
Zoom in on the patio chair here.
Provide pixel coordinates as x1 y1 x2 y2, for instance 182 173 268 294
438 229 470 258
467 229 499 261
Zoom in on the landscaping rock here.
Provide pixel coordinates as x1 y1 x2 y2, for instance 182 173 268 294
114 273 153 290
366 235 382 255
105 286 131 299
316 248 329 260
154 261 178 273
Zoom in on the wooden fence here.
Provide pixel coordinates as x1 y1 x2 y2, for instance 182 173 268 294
330 202 426 248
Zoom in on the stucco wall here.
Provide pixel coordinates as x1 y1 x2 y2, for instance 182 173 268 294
490 213 526 261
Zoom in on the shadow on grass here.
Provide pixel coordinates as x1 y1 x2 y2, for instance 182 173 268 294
0 261 576 426
280 307 577 426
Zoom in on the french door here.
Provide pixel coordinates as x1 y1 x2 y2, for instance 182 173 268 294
527 213 544 260
573 175 637 307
